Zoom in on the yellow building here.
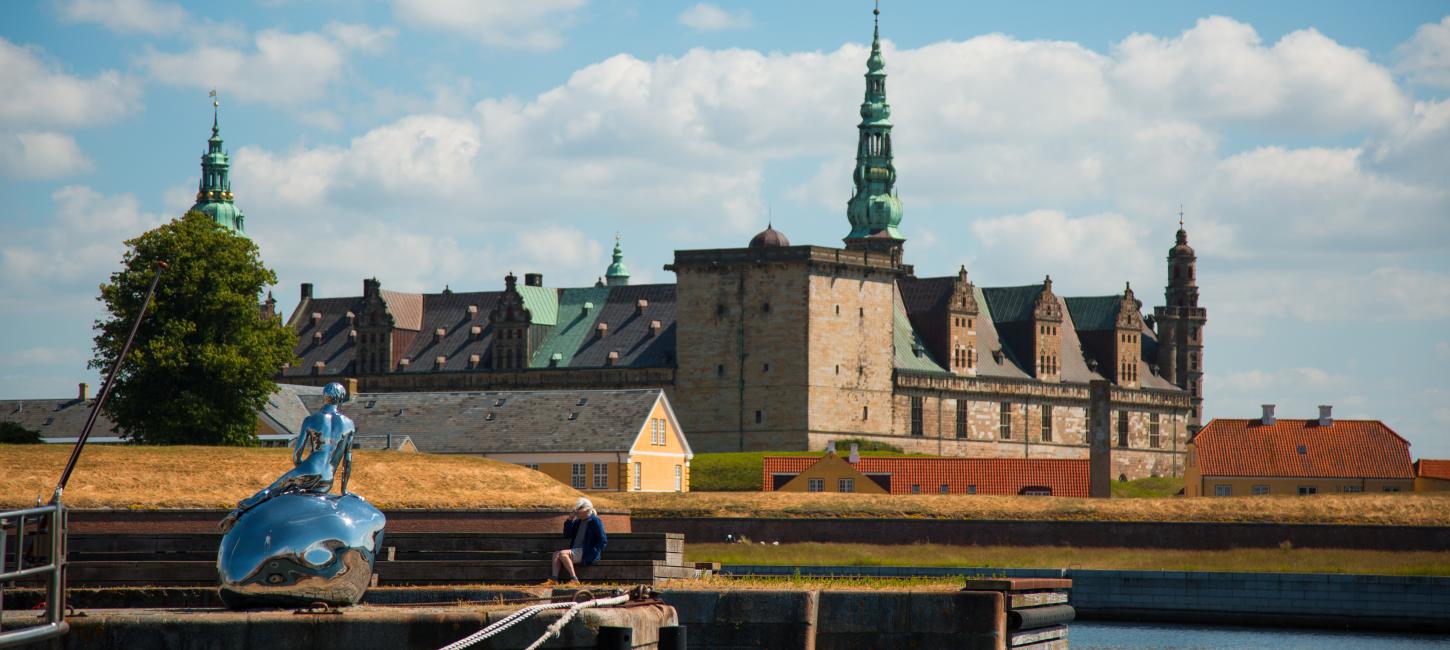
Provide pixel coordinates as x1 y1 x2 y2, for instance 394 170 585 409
1185 406 1414 497
319 388 692 492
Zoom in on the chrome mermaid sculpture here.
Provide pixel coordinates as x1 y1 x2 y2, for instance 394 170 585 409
216 382 386 607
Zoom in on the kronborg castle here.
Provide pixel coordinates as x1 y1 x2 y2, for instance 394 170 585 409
215 14 1206 480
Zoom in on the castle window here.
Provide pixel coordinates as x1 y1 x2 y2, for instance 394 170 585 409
755 410 763 424
863 405 869 421
1041 405 1053 442
1117 411 1129 447
717 304 726 316
998 402 1011 439
763 363 770 373
1189 354 1197 370
859 307 865 318
1150 413 1161 448
910 397 924 436
836 364 840 375
762 302 771 313
836 305 841 315
717 364 725 377
956 400 968 439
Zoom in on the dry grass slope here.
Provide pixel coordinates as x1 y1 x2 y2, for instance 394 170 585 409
616 491 1450 526
0 445 607 511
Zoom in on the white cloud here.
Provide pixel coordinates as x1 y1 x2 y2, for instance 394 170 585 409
969 210 1154 291
0 38 141 128
1110 16 1406 132
1396 16 1450 88
0 186 167 316
393 0 586 51
679 3 752 32
139 25 390 108
57 0 187 35
0 131 92 179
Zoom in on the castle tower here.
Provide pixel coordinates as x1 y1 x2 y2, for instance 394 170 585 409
843 6 904 257
491 272 534 369
1113 283 1144 389
605 235 631 287
189 92 247 234
1030 276 1064 383
1153 216 1206 425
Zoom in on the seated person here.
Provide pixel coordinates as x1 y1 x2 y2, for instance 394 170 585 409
551 498 607 583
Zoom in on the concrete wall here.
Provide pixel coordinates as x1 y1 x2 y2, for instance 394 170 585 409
719 566 1450 632
633 517 1450 550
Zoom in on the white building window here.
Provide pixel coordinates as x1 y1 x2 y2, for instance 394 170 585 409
633 462 642 491
1213 484 1231 497
808 478 824 492
838 478 854 493
593 463 608 489
571 464 586 489
674 464 683 492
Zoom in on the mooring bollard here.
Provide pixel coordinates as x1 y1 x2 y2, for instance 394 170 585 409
597 625 633 649
659 624 687 650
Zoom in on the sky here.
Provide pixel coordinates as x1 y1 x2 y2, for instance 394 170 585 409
1 1 1448 457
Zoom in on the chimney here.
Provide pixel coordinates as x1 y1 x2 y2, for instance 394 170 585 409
606 351 620 366
596 322 608 338
848 443 860 464
346 311 355 326
524 273 543 287
1261 404 1276 426
1318 405 1333 427
349 329 357 343
399 358 411 370
300 283 313 301
311 312 322 327
826 440 837 455
78 382 89 401
470 325 482 339
312 361 325 375
467 305 478 319
636 299 649 315
469 354 481 369
435 355 447 367
312 331 323 344
583 302 594 314
434 327 446 343
649 320 662 337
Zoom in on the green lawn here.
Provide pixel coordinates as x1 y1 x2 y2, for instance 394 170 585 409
686 542 1450 576
692 444 927 491
1112 476 1184 498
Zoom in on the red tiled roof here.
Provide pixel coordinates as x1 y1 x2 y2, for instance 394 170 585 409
763 456 1089 497
1193 419 1412 479
1416 459 1450 480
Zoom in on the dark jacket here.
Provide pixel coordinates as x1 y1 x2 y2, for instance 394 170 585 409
562 514 608 565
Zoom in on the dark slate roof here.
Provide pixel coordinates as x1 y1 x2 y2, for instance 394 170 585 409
567 284 676 368
897 276 956 315
321 388 678 455
1064 296 1122 331
1055 298 1106 384
259 384 324 436
980 285 1044 324
0 396 114 438
285 283 678 376
285 296 362 377
969 285 1030 379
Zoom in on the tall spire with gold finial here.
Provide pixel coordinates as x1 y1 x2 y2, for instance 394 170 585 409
844 1 904 254
189 89 248 235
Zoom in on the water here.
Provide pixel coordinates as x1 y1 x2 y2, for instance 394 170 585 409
1071 622 1450 649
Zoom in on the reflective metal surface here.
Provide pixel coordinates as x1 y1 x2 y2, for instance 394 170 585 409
217 382 386 608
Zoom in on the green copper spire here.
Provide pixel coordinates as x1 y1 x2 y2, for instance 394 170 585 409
189 90 247 235
844 4 904 248
605 233 630 286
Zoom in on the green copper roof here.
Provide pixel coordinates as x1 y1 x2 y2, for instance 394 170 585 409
605 237 630 286
530 286 610 368
980 284 1045 324
189 101 247 236
517 285 559 326
893 291 948 374
1065 296 1123 331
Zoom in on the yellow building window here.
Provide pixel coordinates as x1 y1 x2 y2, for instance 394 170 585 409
633 462 641 491
838 478 854 493
593 463 608 489
808 478 824 492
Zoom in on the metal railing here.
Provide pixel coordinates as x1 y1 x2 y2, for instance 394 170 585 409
0 492 68 647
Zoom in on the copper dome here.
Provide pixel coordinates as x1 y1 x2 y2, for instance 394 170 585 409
749 225 791 248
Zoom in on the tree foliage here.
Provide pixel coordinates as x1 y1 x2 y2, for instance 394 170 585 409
91 211 296 445
0 421 42 444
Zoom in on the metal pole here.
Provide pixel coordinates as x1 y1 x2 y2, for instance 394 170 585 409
54 261 167 498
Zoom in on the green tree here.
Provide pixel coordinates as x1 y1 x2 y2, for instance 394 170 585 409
0 421 43 444
91 211 296 445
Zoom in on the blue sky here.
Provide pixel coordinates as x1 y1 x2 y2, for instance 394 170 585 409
2 1 1448 457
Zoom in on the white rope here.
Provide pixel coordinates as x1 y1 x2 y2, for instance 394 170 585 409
522 594 631 650
436 601 574 650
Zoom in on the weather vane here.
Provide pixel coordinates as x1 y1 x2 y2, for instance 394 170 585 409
1178 204 1185 229
210 87 219 108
